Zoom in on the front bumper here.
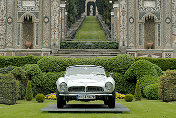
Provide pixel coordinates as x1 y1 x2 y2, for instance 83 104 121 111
59 94 112 96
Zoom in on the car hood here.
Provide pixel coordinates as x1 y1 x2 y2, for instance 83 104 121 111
66 74 106 84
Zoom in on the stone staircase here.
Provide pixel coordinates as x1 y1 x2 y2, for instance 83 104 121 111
52 49 121 58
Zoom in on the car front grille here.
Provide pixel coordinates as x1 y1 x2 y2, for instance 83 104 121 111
68 86 104 93
87 86 104 92
68 86 85 92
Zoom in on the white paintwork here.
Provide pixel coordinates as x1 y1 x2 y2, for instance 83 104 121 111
56 65 115 95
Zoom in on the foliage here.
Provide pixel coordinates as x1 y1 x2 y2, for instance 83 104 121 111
66 0 85 28
25 80 33 101
11 67 27 99
143 83 159 100
31 72 65 96
60 41 118 49
96 0 113 28
23 64 42 80
0 74 20 105
124 94 134 102
135 80 142 101
124 60 163 82
135 57 176 71
0 55 42 68
0 65 16 74
109 54 135 74
107 72 136 94
35 94 45 103
140 75 159 92
159 70 176 102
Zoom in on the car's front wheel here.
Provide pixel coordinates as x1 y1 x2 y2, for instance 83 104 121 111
107 90 116 108
56 90 66 108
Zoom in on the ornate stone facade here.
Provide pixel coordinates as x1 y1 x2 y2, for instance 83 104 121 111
0 0 66 56
111 0 176 58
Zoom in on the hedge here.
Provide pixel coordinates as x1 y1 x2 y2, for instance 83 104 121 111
0 55 42 68
0 74 20 105
124 60 163 82
31 72 65 96
60 41 119 49
135 57 176 71
159 70 176 102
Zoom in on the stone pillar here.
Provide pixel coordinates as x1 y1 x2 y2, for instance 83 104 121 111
6 0 15 49
60 3 66 41
111 11 114 41
0 0 7 49
112 2 119 41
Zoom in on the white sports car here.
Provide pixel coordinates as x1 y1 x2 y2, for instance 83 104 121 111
56 65 115 108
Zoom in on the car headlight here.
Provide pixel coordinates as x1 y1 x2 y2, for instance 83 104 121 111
105 82 113 90
60 82 67 92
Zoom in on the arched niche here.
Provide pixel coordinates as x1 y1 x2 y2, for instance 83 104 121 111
20 13 37 49
141 13 159 49
87 1 96 16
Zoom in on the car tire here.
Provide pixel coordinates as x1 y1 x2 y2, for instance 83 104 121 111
56 90 65 108
108 90 116 108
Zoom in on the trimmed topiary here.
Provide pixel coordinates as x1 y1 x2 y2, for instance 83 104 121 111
25 80 33 101
23 64 41 80
109 54 135 74
11 67 27 99
140 75 159 92
0 65 16 74
143 83 159 100
124 94 134 102
35 93 45 103
134 80 142 101
124 60 162 82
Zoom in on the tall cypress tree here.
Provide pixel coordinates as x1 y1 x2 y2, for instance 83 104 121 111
25 80 33 101
134 80 142 101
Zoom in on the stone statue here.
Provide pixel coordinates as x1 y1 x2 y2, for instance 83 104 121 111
90 5 93 16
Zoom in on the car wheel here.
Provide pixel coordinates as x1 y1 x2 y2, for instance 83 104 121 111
56 90 65 108
108 90 116 108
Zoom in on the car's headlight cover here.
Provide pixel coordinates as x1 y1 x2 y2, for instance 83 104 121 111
105 82 113 90
60 82 67 92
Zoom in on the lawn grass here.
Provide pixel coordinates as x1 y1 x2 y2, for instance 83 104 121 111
0 99 176 118
74 16 108 41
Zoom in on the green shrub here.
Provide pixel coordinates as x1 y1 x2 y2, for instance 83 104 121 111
140 75 159 92
60 41 119 49
0 73 15 80
143 83 159 100
124 60 163 82
159 70 176 102
107 72 136 94
37 57 61 72
0 78 20 105
0 66 16 74
109 54 135 74
124 94 134 102
35 94 45 103
25 80 33 101
31 72 65 96
135 57 176 71
11 67 27 99
134 80 142 101
0 55 42 68
23 64 41 80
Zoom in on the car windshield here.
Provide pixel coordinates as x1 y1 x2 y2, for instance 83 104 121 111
65 66 106 76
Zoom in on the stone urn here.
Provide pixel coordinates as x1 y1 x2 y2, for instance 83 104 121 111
147 42 153 49
25 41 32 49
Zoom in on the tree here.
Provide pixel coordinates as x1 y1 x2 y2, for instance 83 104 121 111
25 80 33 101
134 80 142 101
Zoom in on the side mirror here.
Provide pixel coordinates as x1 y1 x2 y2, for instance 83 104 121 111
110 73 113 77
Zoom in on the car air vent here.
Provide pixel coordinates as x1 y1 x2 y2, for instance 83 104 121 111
68 86 85 92
87 86 104 92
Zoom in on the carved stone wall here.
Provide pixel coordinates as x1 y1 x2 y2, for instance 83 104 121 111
0 0 6 49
